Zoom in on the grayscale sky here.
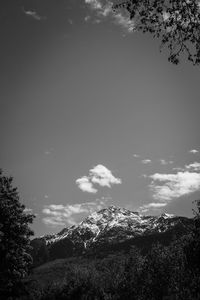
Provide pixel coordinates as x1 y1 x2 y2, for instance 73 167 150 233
1 0 200 237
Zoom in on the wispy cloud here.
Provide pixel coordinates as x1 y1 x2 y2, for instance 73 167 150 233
149 171 200 201
139 202 167 213
189 149 199 154
42 198 108 227
22 8 45 21
76 164 121 193
141 159 152 164
133 154 140 158
185 162 200 171
141 152 200 213
159 159 174 165
84 0 135 32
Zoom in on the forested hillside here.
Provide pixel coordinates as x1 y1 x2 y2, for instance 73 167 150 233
24 201 200 300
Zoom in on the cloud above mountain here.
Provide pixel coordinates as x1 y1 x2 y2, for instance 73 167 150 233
149 170 200 201
42 198 108 227
139 156 200 214
76 164 121 193
139 202 167 213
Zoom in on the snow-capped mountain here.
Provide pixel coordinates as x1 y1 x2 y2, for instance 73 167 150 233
31 206 193 265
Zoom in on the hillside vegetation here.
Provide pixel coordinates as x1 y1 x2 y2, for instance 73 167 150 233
23 203 200 300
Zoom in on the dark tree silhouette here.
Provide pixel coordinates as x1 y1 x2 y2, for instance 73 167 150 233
0 169 35 299
113 0 200 65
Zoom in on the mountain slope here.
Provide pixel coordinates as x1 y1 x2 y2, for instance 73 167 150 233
31 206 193 265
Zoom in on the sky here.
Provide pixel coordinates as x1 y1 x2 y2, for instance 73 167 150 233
1 0 200 237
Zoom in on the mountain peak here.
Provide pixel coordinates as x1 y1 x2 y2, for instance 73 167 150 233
98 205 139 216
32 205 193 265
160 213 175 219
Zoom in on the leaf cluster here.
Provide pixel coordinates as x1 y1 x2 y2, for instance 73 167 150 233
113 0 200 65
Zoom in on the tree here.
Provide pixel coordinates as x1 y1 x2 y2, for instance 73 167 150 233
0 169 35 299
113 0 200 65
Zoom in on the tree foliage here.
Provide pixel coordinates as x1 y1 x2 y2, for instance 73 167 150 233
113 0 200 65
0 169 35 299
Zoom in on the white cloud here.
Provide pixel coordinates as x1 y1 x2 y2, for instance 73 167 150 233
85 0 102 10
42 199 108 227
149 171 200 201
139 202 167 213
185 162 200 171
76 164 121 193
43 217 65 227
84 0 135 32
90 164 121 187
141 159 152 164
76 176 97 193
22 8 45 21
189 149 199 154
133 154 140 158
159 159 174 165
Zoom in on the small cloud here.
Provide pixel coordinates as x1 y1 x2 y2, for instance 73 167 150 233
76 164 121 193
94 19 101 24
45 151 51 155
173 167 184 171
42 199 108 227
160 159 168 165
139 202 167 213
43 215 66 227
159 159 174 165
44 148 54 155
22 7 45 21
68 19 73 25
141 159 152 164
189 149 199 154
44 195 49 199
133 154 140 158
76 176 97 193
84 15 91 22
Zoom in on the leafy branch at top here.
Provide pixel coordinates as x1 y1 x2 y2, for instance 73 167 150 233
113 0 200 65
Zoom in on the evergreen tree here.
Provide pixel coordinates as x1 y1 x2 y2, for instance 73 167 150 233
0 169 35 299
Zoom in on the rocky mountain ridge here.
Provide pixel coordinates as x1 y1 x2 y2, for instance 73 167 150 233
31 205 193 266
